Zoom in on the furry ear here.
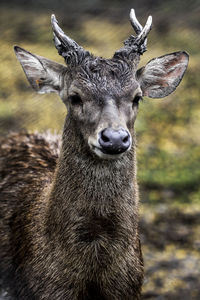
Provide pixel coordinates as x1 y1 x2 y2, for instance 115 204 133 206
14 46 67 94
136 51 189 98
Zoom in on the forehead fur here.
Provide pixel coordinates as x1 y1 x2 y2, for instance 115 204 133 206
73 56 138 94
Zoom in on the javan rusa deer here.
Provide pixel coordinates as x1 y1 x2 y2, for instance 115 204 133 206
0 9 189 300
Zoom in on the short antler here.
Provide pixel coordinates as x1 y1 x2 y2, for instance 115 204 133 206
51 14 90 66
113 9 152 61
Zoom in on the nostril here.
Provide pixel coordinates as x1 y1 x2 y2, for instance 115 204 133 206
101 131 110 143
123 135 129 143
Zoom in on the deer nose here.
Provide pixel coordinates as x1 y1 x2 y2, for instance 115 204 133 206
99 128 131 155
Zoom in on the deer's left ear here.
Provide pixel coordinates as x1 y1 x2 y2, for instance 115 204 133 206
136 51 189 98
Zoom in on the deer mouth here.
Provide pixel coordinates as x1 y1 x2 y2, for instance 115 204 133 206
88 139 131 160
90 144 124 160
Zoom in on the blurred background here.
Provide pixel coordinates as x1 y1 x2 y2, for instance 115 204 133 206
0 0 199 298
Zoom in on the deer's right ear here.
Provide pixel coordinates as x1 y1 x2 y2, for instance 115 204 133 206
14 46 67 94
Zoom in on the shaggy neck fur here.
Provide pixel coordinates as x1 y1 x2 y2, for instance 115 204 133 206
45 116 143 298
47 116 139 240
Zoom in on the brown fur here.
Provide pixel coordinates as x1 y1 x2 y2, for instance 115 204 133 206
0 121 143 299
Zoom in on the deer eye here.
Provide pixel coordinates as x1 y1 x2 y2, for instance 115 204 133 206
132 95 143 107
69 94 83 106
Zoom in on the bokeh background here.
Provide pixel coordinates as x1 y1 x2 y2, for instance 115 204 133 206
0 0 200 298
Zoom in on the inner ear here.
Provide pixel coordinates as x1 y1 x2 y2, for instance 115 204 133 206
136 51 189 98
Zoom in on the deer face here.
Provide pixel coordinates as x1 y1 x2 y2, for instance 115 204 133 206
64 58 142 159
14 9 189 160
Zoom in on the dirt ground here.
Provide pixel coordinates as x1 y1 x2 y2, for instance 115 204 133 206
141 204 200 299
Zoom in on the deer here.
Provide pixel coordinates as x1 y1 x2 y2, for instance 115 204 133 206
0 9 188 300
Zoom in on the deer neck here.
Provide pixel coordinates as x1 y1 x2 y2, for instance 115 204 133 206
47 117 139 239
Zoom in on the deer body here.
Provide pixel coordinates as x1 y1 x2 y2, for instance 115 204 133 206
0 9 188 300
0 128 142 299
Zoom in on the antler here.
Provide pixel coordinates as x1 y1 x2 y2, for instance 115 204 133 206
51 15 90 66
113 9 152 61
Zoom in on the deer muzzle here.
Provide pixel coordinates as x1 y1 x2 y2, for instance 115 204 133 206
98 128 131 155
88 99 132 159
88 127 132 160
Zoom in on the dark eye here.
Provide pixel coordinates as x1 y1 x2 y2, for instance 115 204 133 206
133 95 143 106
69 94 83 106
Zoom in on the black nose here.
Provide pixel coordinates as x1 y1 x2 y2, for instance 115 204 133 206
98 128 131 155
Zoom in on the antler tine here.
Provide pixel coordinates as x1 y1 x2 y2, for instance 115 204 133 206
135 15 152 46
51 14 80 49
129 9 143 35
51 14 90 65
113 9 152 60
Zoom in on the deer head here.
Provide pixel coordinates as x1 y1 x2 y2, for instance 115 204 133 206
14 9 189 160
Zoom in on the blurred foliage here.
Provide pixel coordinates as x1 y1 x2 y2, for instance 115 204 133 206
141 203 200 299
0 0 199 204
